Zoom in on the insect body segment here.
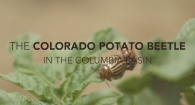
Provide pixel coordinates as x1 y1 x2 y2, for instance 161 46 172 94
120 49 137 70
98 56 125 81
96 49 137 82
106 55 126 76
98 64 112 81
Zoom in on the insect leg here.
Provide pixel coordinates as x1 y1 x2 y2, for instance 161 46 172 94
104 80 110 87
91 67 99 75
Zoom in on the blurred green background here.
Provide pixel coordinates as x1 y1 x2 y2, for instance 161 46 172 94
0 1 195 104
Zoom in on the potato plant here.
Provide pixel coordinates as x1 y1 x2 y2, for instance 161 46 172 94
0 18 195 105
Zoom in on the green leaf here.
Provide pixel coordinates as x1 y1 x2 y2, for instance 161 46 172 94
0 89 28 105
177 18 195 39
140 37 195 81
135 88 164 105
177 70 195 88
117 75 182 105
72 89 120 105
118 78 181 105
83 27 126 56
0 89 54 105
61 27 126 79
58 27 126 101
117 94 134 105
116 18 195 105
46 50 67 81
117 72 152 94
150 79 181 105
0 72 56 102
140 18 195 81
29 100 55 105
183 88 195 105
8 33 40 72
36 63 57 83
4 27 126 104
62 64 102 102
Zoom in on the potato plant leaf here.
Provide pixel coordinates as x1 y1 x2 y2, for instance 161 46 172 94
8 33 40 72
149 79 181 105
183 88 195 105
118 76 182 105
0 89 54 105
117 94 134 105
177 18 195 39
56 27 126 102
1 27 125 105
117 18 195 105
140 37 195 80
72 89 120 105
0 72 56 102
